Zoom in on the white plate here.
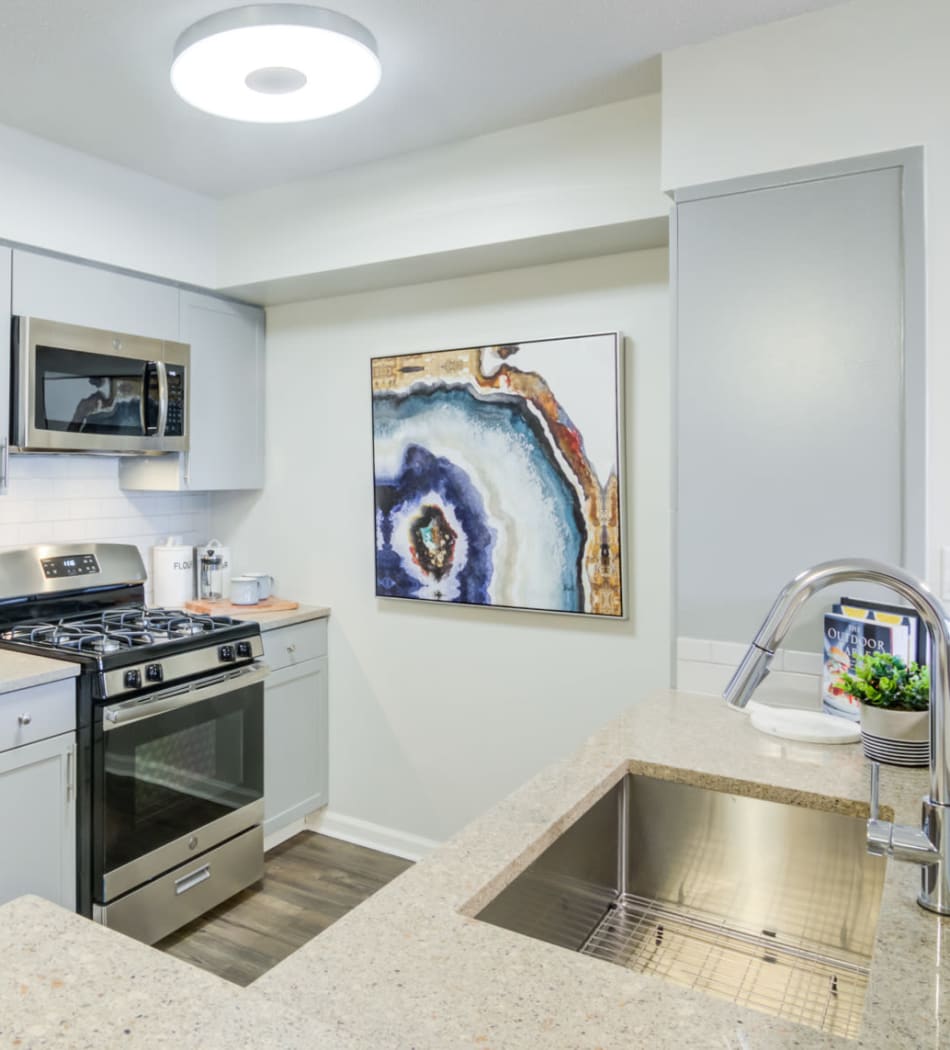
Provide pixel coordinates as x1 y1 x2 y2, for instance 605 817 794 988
749 705 861 744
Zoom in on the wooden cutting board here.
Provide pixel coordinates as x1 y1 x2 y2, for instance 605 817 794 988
185 597 300 614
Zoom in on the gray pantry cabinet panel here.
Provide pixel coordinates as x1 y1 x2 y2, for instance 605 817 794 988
262 622 328 839
0 731 77 911
675 162 912 651
120 291 265 491
0 247 11 493
11 249 179 340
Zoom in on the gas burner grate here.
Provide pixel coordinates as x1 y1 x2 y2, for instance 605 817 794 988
1 605 238 657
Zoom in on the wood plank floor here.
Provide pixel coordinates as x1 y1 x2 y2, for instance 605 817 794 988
157 832 413 986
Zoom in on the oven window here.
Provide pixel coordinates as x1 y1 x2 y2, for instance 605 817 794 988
35 345 156 436
101 682 263 873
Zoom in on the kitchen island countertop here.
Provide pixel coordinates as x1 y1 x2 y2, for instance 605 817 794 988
1 690 947 1048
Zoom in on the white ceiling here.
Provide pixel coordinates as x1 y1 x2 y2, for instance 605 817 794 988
0 0 847 198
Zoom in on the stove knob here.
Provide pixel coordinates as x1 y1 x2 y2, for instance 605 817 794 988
218 645 236 662
145 663 164 683
124 669 142 689
236 641 252 659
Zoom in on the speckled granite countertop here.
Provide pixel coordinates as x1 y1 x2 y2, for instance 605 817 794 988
254 691 949 1049
0 895 352 1050
224 603 330 631
1 690 948 1048
0 650 79 694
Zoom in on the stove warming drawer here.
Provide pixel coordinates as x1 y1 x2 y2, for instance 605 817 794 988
93 824 263 945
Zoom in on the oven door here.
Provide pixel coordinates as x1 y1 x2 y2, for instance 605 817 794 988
95 663 265 904
13 316 189 454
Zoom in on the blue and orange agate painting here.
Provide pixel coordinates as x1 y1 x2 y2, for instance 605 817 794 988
371 335 623 616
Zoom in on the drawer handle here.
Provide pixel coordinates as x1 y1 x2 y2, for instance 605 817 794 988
286 643 297 653
17 713 32 726
174 864 211 895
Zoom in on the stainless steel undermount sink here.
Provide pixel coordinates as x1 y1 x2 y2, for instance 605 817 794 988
476 773 886 1040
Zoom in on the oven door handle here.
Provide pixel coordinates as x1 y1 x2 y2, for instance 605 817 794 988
102 664 268 730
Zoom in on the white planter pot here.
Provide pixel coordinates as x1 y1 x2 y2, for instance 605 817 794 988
860 704 929 767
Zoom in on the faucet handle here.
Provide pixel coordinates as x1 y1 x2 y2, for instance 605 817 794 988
869 760 881 822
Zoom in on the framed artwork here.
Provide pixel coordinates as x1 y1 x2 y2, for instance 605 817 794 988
371 332 624 617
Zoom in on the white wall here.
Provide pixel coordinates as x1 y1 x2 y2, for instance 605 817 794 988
0 122 218 286
216 96 666 292
661 0 950 585
212 249 671 844
0 456 210 603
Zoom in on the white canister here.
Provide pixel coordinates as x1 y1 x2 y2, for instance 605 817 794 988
196 538 232 599
152 537 195 608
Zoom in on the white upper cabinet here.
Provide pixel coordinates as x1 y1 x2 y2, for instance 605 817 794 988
6 247 264 492
181 291 265 491
11 249 179 340
120 290 265 491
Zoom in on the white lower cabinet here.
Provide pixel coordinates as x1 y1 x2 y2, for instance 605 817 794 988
262 620 328 839
0 730 76 910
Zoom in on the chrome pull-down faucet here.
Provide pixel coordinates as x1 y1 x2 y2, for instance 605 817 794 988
723 558 950 914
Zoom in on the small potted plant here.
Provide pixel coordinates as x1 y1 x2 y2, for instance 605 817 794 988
837 652 930 766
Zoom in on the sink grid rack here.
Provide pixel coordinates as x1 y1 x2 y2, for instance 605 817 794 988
579 892 869 1040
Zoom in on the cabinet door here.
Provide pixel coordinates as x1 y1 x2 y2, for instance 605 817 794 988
264 657 327 838
0 733 76 910
675 165 911 651
180 291 265 491
0 247 11 494
120 291 265 491
11 249 179 340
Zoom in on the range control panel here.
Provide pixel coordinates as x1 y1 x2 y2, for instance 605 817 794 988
41 553 100 579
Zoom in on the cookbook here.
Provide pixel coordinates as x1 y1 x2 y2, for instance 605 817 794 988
821 612 910 721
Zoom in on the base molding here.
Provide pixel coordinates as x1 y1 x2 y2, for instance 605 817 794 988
264 818 309 852
306 809 440 862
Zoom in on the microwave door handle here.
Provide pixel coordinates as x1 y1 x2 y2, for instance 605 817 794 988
156 360 169 438
142 361 157 435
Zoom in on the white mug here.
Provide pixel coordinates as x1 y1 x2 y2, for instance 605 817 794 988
230 575 261 605
245 572 274 599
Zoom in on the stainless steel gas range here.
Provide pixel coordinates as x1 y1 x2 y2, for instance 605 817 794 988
0 543 266 944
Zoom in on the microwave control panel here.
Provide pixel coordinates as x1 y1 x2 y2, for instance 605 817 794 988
42 553 100 578
165 367 185 437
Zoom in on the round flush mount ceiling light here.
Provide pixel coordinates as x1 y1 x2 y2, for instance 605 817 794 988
170 4 381 123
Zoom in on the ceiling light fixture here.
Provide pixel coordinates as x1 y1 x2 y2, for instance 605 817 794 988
170 4 381 123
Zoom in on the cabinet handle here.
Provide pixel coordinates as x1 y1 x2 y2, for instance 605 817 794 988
17 713 32 726
66 746 74 803
287 643 297 654
0 436 8 493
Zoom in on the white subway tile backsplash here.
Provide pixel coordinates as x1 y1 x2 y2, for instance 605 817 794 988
0 455 211 584
676 635 822 704
710 640 752 668
676 662 733 696
779 649 823 676
0 500 36 523
676 637 712 663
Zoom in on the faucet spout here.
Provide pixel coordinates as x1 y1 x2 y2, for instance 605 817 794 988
724 644 774 709
723 557 950 915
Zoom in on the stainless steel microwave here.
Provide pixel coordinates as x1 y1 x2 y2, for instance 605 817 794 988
11 316 189 454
